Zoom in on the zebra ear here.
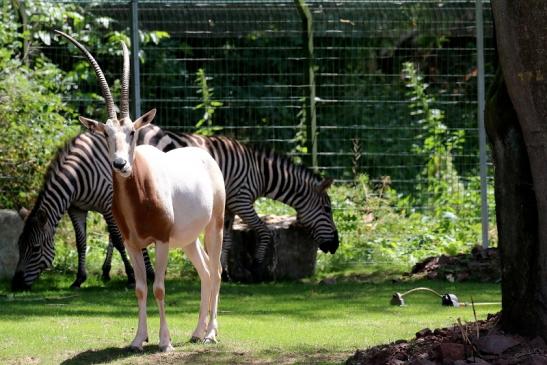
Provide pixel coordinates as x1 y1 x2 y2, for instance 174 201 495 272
79 116 105 134
18 207 30 221
317 177 333 193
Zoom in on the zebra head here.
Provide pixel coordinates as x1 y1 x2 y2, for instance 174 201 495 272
12 209 55 291
296 177 339 254
54 30 156 178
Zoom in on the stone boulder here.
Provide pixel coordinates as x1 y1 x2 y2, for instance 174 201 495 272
226 215 318 282
0 210 23 279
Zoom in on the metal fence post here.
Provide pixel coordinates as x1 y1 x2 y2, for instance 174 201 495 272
294 0 318 172
130 0 141 118
476 0 489 248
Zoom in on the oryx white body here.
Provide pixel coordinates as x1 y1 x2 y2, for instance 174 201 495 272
114 145 223 250
54 30 226 352
114 144 225 351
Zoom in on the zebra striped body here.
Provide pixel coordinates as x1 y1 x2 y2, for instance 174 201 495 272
12 125 338 289
12 132 137 289
149 128 339 276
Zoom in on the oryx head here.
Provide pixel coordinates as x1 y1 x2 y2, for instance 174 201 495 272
55 30 156 178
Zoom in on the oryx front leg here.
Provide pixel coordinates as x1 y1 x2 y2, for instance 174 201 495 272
183 239 211 343
127 246 149 351
153 242 173 352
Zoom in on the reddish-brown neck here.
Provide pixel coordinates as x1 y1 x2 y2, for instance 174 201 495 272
111 154 172 248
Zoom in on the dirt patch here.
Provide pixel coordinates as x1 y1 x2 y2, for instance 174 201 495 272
408 246 500 283
346 313 547 365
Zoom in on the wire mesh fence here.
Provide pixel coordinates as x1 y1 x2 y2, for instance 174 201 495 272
39 1 495 259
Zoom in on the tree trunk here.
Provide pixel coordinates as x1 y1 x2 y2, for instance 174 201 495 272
485 70 539 336
491 2 547 338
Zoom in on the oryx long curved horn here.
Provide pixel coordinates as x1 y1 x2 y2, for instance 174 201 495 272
120 41 130 119
54 30 117 121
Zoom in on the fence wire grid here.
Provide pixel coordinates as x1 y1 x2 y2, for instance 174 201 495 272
46 0 495 260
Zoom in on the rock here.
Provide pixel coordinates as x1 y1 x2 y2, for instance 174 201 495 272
416 328 433 338
410 359 436 365
474 335 521 355
466 358 491 365
530 336 547 350
521 354 547 365
0 210 23 279
227 215 318 282
437 343 466 363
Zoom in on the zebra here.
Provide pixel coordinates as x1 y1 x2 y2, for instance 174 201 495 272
11 131 156 290
12 125 339 290
139 127 339 281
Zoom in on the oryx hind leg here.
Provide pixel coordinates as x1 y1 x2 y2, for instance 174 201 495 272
203 215 224 343
183 239 211 343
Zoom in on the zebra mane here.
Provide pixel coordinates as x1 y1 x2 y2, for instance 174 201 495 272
220 134 325 185
254 145 325 184
165 130 326 185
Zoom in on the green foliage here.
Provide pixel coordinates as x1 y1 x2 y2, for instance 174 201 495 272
403 62 465 208
194 68 223 136
0 0 79 209
316 174 494 275
0 0 171 210
290 97 309 164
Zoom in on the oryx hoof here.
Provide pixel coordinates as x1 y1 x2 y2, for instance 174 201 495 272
129 344 143 352
189 336 202 343
159 344 174 352
203 337 218 344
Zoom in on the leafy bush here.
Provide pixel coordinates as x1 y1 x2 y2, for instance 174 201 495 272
0 1 79 209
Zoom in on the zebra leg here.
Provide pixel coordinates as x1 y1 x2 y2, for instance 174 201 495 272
68 206 89 288
142 248 156 282
102 239 114 282
104 213 136 288
235 207 274 282
220 212 234 281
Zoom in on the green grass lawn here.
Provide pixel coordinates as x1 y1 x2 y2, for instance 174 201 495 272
0 274 500 365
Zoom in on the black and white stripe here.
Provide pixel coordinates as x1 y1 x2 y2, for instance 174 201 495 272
12 124 338 289
12 133 140 290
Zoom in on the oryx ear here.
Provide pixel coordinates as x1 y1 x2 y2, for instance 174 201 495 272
79 116 105 134
134 108 156 130
316 177 333 193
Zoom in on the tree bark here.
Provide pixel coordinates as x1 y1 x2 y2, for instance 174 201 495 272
491 1 547 338
485 70 539 336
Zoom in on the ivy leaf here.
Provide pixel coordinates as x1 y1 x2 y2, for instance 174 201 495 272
37 30 51 46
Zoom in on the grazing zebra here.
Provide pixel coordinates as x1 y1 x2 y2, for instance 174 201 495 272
11 131 150 290
139 127 339 280
12 125 339 290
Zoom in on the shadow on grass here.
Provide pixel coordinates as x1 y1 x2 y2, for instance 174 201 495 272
60 345 349 365
60 344 158 365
